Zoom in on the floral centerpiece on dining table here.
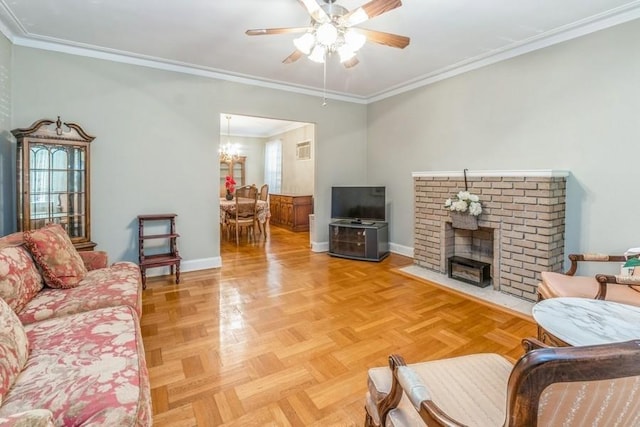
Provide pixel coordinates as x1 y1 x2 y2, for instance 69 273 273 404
444 190 482 230
225 175 236 200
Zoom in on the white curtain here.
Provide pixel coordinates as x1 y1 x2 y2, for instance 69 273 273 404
264 139 282 193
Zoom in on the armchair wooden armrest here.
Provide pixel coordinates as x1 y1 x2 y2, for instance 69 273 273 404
596 274 640 285
565 253 630 276
589 273 640 299
521 337 548 352
378 354 468 427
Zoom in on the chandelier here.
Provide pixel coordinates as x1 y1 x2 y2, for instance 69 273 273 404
219 115 239 162
292 17 366 65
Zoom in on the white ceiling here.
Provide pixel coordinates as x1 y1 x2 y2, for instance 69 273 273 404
221 114 308 138
1 0 639 105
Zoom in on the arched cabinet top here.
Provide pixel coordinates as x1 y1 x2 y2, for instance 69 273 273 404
12 116 95 143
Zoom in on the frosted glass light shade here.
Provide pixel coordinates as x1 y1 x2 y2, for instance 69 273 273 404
338 45 356 62
294 33 315 54
344 29 366 52
309 45 326 63
316 23 338 46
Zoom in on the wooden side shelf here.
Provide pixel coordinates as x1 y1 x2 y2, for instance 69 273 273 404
138 214 181 289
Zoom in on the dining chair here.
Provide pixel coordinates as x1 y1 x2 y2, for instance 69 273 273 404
257 184 269 238
365 338 640 427
226 185 258 244
259 184 269 201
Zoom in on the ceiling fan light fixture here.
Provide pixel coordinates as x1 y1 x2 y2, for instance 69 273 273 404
219 115 239 162
294 33 315 54
309 45 327 63
316 22 338 46
344 29 366 51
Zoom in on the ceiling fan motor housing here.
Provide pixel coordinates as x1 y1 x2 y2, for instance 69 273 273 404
320 2 348 20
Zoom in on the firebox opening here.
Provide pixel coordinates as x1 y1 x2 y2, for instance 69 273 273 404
444 224 495 287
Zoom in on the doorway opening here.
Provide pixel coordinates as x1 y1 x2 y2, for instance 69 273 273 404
218 114 315 250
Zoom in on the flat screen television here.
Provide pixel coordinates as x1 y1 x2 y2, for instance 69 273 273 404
331 186 386 223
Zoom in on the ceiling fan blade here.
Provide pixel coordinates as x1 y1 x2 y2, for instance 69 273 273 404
342 57 360 69
297 0 330 23
358 28 410 49
246 27 310 36
343 0 402 27
283 50 304 64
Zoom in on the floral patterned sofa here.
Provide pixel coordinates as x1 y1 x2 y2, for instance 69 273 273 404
0 224 151 426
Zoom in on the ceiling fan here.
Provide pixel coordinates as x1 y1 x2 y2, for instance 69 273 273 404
246 0 410 69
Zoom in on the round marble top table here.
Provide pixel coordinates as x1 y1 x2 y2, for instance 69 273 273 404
532 297 640 346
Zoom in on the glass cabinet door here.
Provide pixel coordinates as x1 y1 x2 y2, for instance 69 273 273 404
28 143 87 237
219 157 246 196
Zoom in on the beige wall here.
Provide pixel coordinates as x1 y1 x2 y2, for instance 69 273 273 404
0 32 11 234
275 123 315 195
9 47 368 268
227 122 315 196
367 19 640 262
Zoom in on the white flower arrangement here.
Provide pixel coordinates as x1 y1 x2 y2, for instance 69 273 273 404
444 191 482 216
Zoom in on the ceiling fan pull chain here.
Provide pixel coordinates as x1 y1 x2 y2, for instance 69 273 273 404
322 59 328 106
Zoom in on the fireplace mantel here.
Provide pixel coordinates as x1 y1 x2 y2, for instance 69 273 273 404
412 169 570 178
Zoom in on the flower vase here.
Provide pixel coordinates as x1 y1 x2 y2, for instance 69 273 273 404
450 211 478 230
225 191 234 201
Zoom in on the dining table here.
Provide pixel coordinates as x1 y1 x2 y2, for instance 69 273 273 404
219 198 269 224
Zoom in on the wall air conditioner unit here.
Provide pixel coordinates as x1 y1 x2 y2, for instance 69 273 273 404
296 141 311 160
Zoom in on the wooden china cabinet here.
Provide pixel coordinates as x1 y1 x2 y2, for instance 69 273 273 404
13 117 97 250
219 156 246 196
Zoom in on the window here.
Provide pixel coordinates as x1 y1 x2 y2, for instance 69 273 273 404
264 139 282 193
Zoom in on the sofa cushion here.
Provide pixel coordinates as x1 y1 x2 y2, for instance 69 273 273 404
0 241 44 313
0 409 55 426
24 224 87 289
0 298 30 402
17 262 142 325
0 305 152 426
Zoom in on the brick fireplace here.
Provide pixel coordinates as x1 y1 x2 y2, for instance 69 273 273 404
413 170 568 301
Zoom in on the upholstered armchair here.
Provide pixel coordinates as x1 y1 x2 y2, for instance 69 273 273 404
365 338 640 427
537 253 640 305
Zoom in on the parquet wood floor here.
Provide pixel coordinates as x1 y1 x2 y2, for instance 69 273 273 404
141 226 536 426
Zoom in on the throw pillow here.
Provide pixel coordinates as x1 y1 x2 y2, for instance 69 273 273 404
0 297 30 401
0 244 44 313
24 224 87 289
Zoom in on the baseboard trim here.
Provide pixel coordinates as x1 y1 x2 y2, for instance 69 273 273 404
145 256 221 277
312 241 329 252
311 241 414 257
390 243 414 258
